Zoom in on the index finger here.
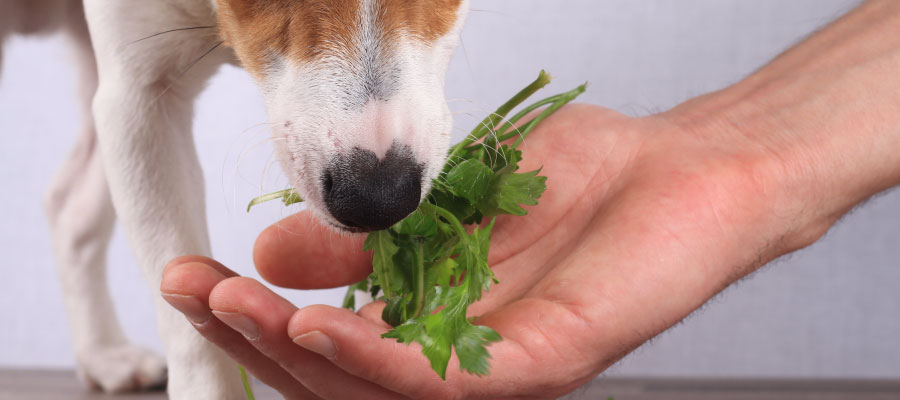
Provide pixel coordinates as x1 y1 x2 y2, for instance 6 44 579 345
254 210 371 289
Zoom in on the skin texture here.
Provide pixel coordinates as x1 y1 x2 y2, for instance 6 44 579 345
161 1 900 399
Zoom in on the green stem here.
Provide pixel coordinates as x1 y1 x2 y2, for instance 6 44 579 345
412 240 425 318
239 366 255 400
246 189 303 212
502 83 587 146
419 202 468 238
480 93 568 145
341 280 367 310
341 286 356 310
446 70 552 163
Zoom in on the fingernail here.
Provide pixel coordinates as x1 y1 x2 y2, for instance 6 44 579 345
293 331 337 359
212 310 260 341
162 294 211 325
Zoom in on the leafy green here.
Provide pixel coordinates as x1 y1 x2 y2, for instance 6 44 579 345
363 231 401 297
341 279 370 310
248 71 587 378
444 159 494 204
477 166 548 217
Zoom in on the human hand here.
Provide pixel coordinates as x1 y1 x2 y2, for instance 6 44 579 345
161 102 798 399
162 1 900 397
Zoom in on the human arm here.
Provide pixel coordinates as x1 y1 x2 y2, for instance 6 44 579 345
160 1 900 398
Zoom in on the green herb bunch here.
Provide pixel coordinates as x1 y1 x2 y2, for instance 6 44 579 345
249 71 586 379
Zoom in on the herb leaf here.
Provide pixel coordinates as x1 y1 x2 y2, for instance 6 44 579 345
454 323 503 376
363 231 400 298
445 159 495 204
477 166 548 217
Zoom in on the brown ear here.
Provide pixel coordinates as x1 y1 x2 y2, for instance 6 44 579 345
215 0 364 78
214 0 293 77
377 0 463 42
215 0 278 22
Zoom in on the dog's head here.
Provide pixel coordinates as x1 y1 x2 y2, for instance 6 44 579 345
216 0 468 232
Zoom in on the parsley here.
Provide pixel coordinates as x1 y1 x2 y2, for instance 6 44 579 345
249 71 586 379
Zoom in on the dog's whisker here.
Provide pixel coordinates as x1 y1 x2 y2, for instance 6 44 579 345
450 109 495 117
503 122 531 148
468 8 506 16
467 7 518 23
221 122 284 212
450 106 500 118
446 98 476 104
231 140 283 205
259 156 281 194
459 36 477 89
126 25 218 46
237 122 278 138
150 40 224 105
233 136 285 171
223 124 270 212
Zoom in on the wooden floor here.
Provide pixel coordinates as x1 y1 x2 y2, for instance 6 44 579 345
1 369 899 399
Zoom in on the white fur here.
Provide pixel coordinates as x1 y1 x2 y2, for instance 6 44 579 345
4 0 467 398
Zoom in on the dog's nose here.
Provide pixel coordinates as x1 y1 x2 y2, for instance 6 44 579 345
322 144 423 231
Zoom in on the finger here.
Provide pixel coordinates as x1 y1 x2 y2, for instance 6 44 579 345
160 261 319 399
356 300 389 326
253 211 371 289
208 277 405 400
166 255 238 279
286 304 544 399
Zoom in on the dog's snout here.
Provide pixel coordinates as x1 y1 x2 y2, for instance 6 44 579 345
323 144 423 231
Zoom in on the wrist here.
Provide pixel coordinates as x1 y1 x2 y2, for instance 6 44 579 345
665 78 900 262
676 0 900 261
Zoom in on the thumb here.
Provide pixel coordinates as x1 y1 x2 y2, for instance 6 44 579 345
254 211 370 289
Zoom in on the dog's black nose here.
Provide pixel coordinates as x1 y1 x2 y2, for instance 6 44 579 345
322 144 423 231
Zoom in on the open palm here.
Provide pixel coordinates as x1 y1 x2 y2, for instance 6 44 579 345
162 104 783 399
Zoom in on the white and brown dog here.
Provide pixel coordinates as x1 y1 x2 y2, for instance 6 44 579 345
1 0 468 398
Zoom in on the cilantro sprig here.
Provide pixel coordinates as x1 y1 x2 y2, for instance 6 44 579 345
249 71 586 379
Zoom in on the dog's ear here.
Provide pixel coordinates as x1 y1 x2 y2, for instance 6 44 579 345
215 0 362 78
376 0 464 42
214 0 289 46
215 0 292 23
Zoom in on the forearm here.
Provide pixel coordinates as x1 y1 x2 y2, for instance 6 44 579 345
669 0 900 256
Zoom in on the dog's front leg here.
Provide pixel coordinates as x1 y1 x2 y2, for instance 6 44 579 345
43 3 169 392
84 1 244 398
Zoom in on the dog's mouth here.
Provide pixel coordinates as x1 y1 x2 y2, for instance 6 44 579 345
325 219 368 234
316 198 417 234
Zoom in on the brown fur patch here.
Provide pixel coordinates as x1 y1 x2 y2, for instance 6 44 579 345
216 0 462 79
377 0 462 43
217 0 361 77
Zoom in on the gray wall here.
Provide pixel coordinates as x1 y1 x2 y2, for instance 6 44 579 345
2 0 898 377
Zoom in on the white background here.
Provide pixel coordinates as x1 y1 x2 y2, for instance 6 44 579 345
2 0 899 377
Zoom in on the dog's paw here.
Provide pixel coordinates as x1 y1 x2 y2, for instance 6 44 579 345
76 345 167 393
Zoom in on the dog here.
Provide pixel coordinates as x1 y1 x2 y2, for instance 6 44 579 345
1 0 468 398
